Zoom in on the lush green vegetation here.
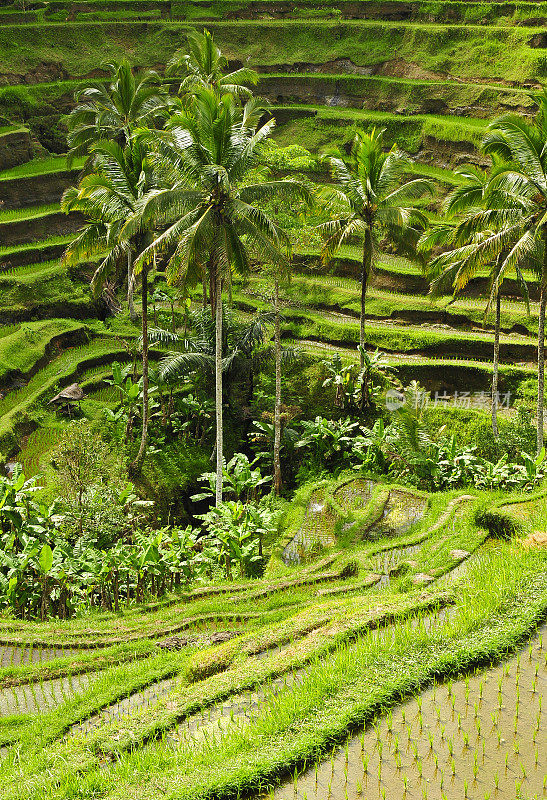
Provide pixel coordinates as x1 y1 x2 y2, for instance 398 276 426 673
0 6 546 798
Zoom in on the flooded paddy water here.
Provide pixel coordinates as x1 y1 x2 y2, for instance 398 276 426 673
0 643 78 665
0 670 97 714
283 491 338 564
265 624 546 800
283 482 429 565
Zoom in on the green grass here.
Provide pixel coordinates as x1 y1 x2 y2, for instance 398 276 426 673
0 124 27 136
0 19 544 87
0 319 88 384
0 234 73 257
0 527 543 799
0 336 130 455
262 72 537 118
0 260 89 315
0 471 542 798
272 104 487 153
0 156 84 181
0 204 60 223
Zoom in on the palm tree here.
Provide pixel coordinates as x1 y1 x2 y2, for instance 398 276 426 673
66 60 170 164
419 165 530 439
273 273 283 495
148 308 269 392
66 60 170 317
61 139 155 477
465 114 547 452
130 89 309 504
166 29 258 100
318 127 432 367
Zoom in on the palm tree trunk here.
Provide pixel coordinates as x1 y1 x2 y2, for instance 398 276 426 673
360 228 373 368
202 268 207 310
492 290 501 439
538 284 546 455
130 262 149 477
215 264 223 506
273 276 282 495
127 250 137 322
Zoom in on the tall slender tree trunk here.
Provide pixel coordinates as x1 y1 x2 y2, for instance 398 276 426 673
492 289 501 440
538 285 546 455
127 250 137 322
360 227 373 369
273 276 282 495
130 262 149 477
537 231 547 454
215 265 223 506
202 267 208 310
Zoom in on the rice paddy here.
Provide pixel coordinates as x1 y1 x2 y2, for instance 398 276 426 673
0 480 542 798
0 3 546 796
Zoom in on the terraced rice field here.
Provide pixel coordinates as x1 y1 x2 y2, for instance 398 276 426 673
0 6 545 800
0 0 544 462
0 480 543 799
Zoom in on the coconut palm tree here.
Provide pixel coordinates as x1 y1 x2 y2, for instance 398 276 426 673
66 60 170 316
463 114 547 452
419 165 530 439
66 60 170 165
166 28 258 100
318 127 432 367
129 89 310 504
61 138 155 477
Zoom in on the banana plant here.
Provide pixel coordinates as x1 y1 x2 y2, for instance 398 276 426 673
192 453 270 504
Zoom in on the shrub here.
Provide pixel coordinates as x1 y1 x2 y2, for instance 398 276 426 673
474 507 521 540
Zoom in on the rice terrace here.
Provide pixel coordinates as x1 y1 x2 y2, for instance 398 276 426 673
0 2 547 799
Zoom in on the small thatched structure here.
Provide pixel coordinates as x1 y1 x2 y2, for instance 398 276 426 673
49 383 84 415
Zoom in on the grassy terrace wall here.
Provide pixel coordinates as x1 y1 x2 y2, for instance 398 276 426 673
0 20 545 84
0 0 544 458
